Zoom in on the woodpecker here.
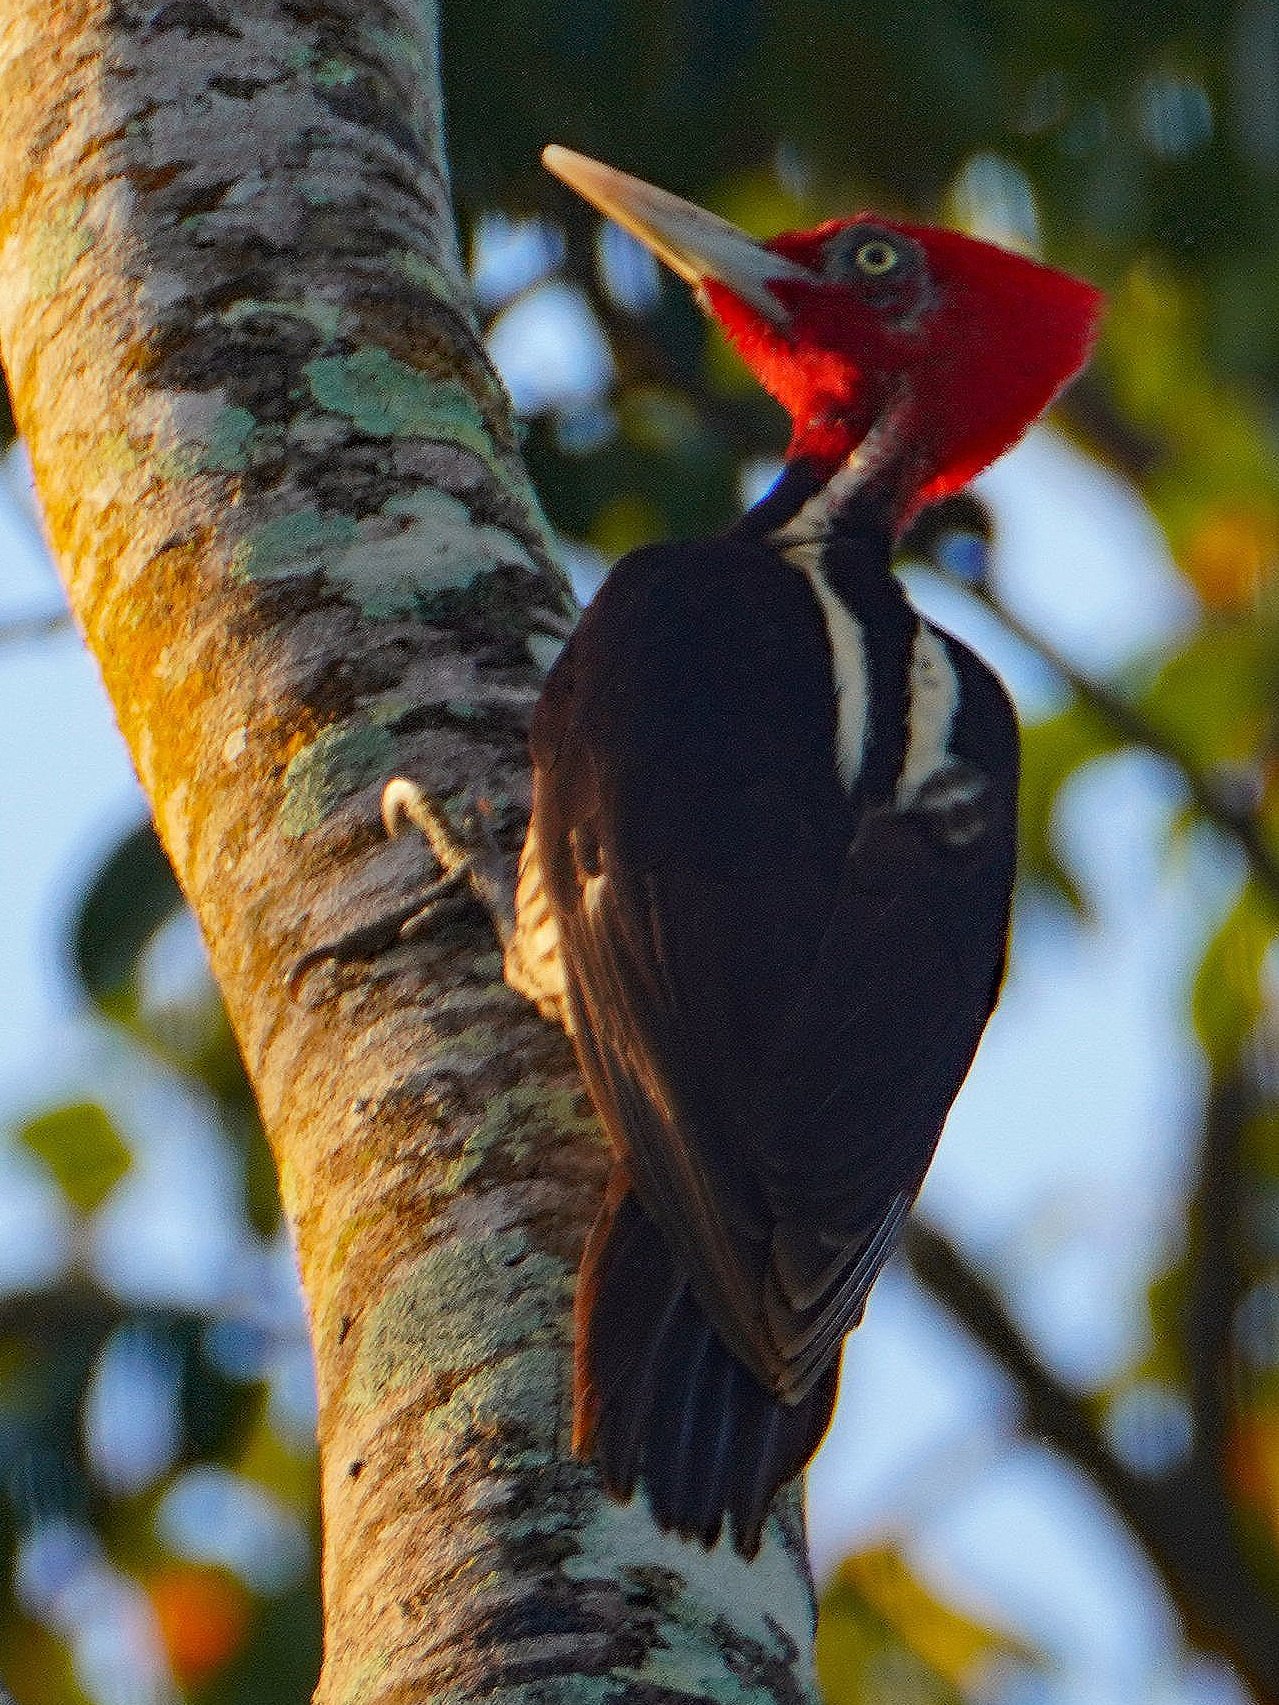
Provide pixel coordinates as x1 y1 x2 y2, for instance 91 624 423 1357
503 147 1104 1556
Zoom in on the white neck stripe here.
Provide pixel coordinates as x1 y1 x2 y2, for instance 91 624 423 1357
769 401 907 551
896 625 960 805
791 556 870 792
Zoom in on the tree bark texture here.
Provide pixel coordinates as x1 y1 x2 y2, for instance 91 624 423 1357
0 4 819 1702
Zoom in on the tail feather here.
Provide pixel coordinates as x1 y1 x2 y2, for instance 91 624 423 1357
574 1174 840 1556
684 1343 740 1540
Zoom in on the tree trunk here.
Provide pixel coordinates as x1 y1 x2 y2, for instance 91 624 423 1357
0 2 820 1700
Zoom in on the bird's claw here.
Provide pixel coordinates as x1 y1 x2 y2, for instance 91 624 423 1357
287 778 516 997
284 892 430 997
383 777 516 942
396 859 477 940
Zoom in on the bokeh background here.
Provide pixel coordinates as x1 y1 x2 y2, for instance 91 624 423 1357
2 1 1279 1699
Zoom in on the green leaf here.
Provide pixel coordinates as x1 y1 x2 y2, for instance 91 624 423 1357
19 1102 131 1214
817 1546 1034 1705
71 820 185 1014
1191 881 1279 1070
1137 622 1278 772
200 1563 322 1705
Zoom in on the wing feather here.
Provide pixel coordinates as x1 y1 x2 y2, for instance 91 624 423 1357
529 536 1017 1403
559 860 777 1379
747 797 1016 1392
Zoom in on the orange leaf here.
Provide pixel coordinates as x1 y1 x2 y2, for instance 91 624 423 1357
1185 504 1277 611
149 1565 249 1685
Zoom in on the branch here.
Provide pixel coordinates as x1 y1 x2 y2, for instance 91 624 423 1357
905 1224 1153 1534
0 606 70 645
1182 1073 1250 1479
971 582 1279 907
0 4 818 1701
1057 374 1165 484
907 1222 1279 1700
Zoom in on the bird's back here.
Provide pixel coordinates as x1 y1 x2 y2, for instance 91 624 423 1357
518 520 1017 1551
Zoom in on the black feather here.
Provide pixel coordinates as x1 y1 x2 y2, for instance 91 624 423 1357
533 478 1018 1552
576 1184 840 1554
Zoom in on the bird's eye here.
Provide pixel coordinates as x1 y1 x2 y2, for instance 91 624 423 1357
822 226 922 298
855 239 899 277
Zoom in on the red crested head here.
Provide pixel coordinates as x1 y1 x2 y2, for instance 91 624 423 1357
543 147 1104 534
710 218 1103 521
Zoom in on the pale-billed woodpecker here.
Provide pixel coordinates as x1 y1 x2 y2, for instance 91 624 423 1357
504 147 1104 1556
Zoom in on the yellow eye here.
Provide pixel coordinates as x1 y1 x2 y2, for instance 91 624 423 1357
856 239 899 277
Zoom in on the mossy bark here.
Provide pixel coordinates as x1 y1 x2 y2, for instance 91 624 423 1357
0 2 820 1701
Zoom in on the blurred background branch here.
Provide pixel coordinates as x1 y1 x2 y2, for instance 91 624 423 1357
0 608 69 647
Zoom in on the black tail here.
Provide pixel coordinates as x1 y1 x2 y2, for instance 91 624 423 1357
573 1172 840 1556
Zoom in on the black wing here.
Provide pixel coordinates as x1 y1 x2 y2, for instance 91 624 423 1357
749 751 1017 1399
531 534 1017 1399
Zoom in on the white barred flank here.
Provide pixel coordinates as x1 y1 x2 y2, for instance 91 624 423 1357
505 822 570 1026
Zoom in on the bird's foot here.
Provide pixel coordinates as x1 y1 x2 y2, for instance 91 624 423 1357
287 778 516 995
381 778 515 948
